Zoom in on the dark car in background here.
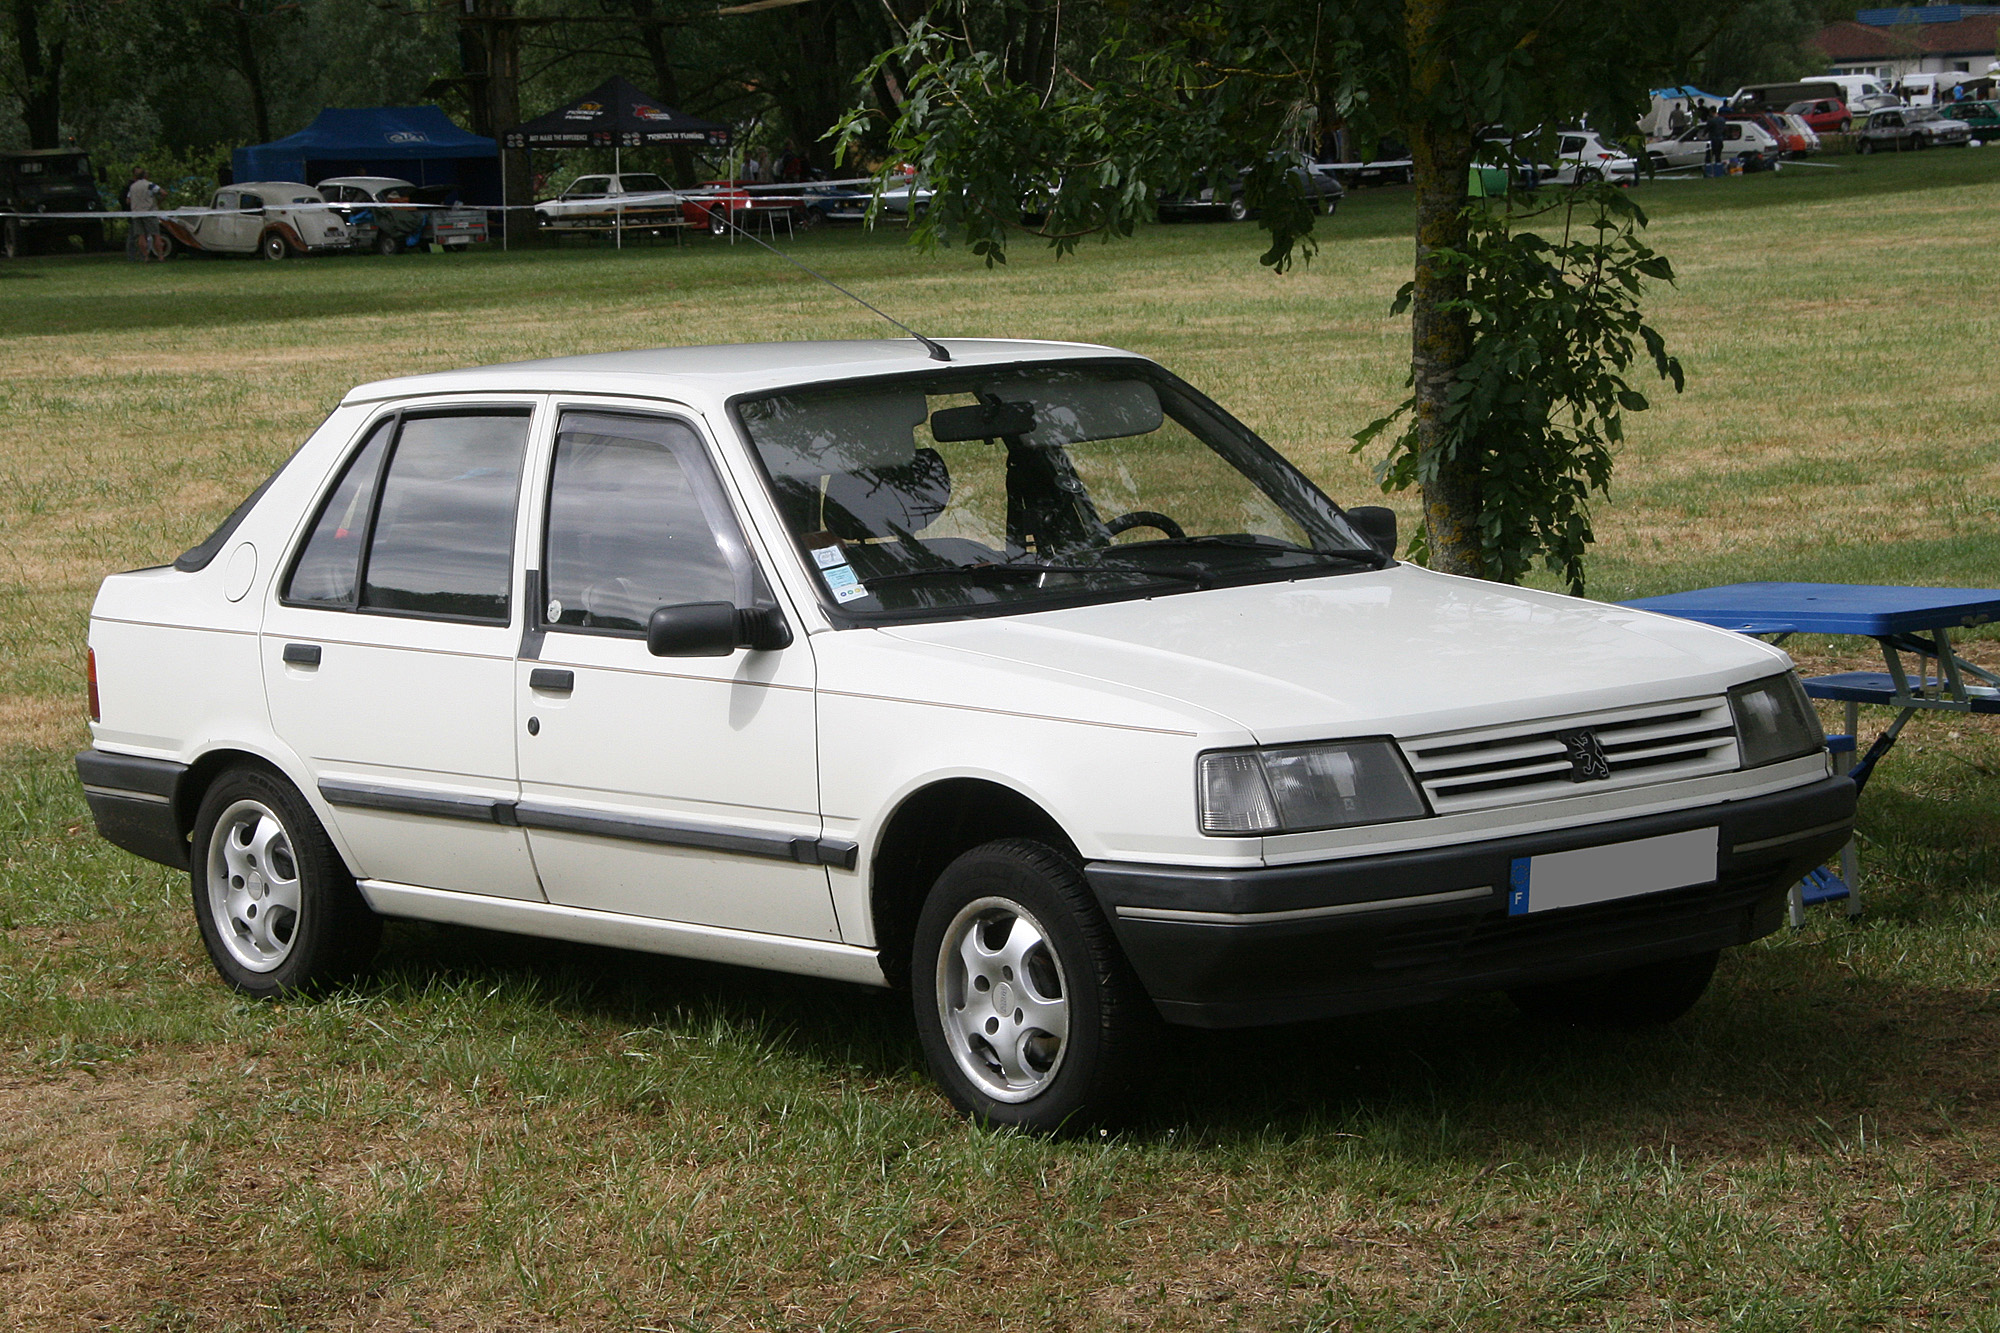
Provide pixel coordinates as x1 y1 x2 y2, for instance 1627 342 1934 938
1158 159 1343 222
1856 106 1972 153
1 148 105 258
1948 100 2000 137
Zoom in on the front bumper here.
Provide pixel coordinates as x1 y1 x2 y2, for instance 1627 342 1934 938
1087 774 1854 1028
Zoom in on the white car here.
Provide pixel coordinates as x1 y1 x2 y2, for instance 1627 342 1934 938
76 339 1852 1131
160 181 351 260
316 175 489 254
533 172 684 234
1647 119 1784 171
1543 130 1639 185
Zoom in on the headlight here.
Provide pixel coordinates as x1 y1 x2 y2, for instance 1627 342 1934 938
1729 674 1824 768
1199 740 1428 835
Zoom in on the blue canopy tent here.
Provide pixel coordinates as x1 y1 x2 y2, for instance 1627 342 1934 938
232 107 500 204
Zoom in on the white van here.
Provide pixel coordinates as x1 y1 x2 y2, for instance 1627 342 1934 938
1823 74 1894 108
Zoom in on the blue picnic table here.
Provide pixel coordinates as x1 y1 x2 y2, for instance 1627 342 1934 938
1623 583 2000 921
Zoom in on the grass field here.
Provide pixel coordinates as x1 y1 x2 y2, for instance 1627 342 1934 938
3 149 1999 1331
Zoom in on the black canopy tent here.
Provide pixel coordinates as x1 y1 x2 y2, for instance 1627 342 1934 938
502 77 732 247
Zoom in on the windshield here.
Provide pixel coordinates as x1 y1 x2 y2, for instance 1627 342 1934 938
736 361 1382 623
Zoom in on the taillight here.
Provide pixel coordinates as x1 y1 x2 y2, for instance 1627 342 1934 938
86 647 101 722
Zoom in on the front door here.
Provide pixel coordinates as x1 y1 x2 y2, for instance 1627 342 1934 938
514 406 836 940
263 405 543 900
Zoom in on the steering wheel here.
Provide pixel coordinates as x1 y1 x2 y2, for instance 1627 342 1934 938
1104 510 1187 541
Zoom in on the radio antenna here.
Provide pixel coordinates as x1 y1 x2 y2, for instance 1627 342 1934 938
709 201 950 361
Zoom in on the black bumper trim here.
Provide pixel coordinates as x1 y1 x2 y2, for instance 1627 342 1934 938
75 749 191 870
1086 775 1855 1029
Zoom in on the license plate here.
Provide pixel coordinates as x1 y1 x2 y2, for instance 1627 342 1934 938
1507 827 1718 916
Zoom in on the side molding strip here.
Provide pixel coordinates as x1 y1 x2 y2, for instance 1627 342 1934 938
356 879 888 987
317 780 858 869
1116 884 1493 926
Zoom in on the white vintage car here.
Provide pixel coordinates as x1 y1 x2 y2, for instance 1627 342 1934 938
316 175 489 254
532 172 684 236
77 339 1852 1131
160 181 352 260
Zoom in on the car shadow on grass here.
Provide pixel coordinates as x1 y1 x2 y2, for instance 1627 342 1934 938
355 914 2000 1158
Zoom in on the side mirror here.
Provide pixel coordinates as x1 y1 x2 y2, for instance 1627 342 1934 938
1346 506 1398 559
646 602 793 657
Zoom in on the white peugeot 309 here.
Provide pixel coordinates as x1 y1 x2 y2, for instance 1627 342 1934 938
78 339 1851 1131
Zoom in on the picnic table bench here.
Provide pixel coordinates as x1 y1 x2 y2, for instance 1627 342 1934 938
1622 583 2000 922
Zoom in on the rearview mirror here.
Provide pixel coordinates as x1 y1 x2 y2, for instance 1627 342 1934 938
1346 506 1398 559
930 400 1037 442
646 603 793 657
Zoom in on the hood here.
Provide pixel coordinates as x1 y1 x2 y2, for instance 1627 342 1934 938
881 565 1788 743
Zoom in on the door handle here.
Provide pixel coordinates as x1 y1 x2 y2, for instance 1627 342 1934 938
282 643 321 667
529 667 574 693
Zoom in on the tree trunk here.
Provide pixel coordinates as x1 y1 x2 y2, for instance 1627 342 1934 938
11 0 63 149
1403 0 1484 579
627 0 695 186
230 7 272 146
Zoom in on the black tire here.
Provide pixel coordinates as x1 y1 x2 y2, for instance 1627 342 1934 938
1858 138 1874 155
3 219 27 259
709 209 729 236
375 233 399 256
912 838 1157 1134
1224 195 1250 222
190 766 381 998
1576 167 1603 185
1508 949 1719 1029
259 230 289 260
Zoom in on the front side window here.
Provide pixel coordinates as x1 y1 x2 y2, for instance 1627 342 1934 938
566 178 610 199
618 174 671 195
541 411 748 633
737 362 1381 623
282 410 529 622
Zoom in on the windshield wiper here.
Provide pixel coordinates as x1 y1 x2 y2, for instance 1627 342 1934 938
1102 536 1389 568
860 560 1207 589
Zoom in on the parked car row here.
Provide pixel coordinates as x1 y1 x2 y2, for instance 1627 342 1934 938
152 177 487 261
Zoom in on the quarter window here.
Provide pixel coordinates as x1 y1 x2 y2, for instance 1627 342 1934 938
285 418 393 605
542 412 746 633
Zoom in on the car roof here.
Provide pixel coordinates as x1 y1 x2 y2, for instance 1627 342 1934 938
229 181 321 195
318 175 414 191
340 339 1137 406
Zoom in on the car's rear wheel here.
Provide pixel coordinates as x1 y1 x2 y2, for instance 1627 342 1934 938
709 210 729 235
1858 138 1874 154
1225 196 1250 222
1575 167 1604 185
191 766 381 998
375 233 399 256
2 219 27 259
913 838 1156 1134
1508 949 1719 1028
259 230 289 260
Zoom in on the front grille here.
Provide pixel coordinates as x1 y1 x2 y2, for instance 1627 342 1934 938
1400 697 1739 815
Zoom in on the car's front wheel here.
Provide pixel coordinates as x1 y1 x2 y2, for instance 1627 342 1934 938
913 839 1156 1133
1508 949 1719 1029
191 766 381 998
259 230 289 260
1858 138 1875 154
1225 195 1250 222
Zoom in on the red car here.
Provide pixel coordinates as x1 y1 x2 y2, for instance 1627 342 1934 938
679 180 812 236
1786 98 1852 134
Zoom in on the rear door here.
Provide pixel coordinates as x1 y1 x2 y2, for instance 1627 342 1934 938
512 403 836 939
263 401 543 900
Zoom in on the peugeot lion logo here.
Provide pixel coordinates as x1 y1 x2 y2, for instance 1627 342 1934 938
1560 729 1613 782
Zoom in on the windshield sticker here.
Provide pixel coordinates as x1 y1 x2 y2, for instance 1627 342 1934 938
820 562 871 603
546 598 563 621
811 543 848 570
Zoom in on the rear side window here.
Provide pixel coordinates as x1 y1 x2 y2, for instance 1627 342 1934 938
541 411 747 633
282 410 530 623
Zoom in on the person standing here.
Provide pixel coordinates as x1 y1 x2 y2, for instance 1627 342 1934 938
1704 107 1729 165
127 167 165 260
